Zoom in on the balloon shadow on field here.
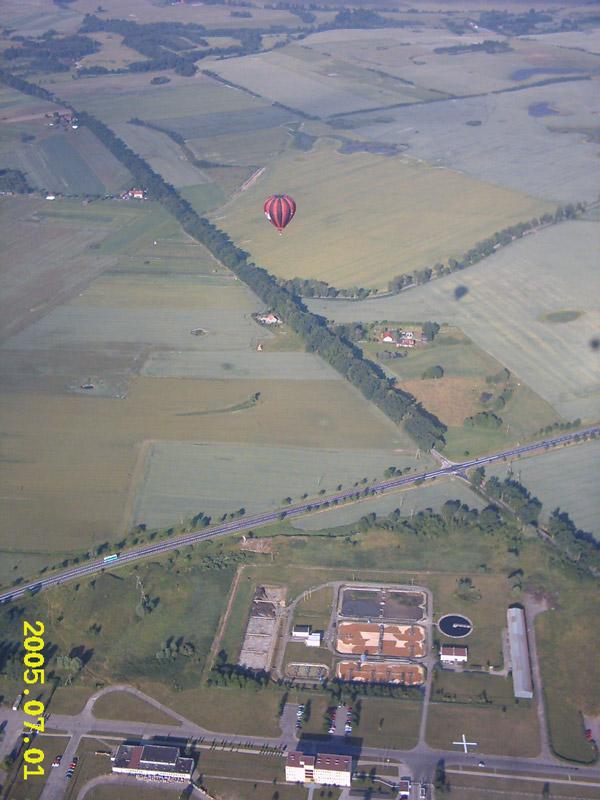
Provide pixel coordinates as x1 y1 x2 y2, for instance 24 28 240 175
454 285 469 300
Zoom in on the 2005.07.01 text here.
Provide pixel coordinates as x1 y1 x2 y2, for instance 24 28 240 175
21 621 47 780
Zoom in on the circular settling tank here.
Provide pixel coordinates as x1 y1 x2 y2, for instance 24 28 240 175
438 614 473 638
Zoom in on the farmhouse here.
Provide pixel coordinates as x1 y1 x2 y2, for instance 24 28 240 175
507 607 533 699
381 331 397 343
111 745 193 782
440 645 468 663
398 331 415 348
286 752 352 786
258 312 281 324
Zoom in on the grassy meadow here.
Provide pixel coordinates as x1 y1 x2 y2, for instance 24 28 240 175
309 219 600 423
214 138 552 290
446 772 600 800
426 702 540 757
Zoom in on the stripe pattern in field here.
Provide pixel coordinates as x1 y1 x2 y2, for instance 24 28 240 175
336 622 425 658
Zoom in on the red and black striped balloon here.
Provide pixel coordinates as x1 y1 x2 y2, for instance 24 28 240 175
264 195 296 232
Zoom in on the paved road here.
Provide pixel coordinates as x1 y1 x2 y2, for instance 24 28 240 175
3 684 600 800
1 427 597 606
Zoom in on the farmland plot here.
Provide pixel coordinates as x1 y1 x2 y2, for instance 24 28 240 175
214 138 551 289
54 73 262 125
0 196 144 341
308 220 600 422
141 351 340 381
0 84 63 120
203 51 391 117
112 122 211 188
292 477 484 532
0 132 105 194
157 106 298 141
313 31 600 96
486 440 600 538
0 0 80 35
0 377 410 552
351 80 600 203
131 443 432 530
2 307 265 352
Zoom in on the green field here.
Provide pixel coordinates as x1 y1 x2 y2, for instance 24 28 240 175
91 690 182 726
53 72 264 125
309 220 600 422
426 702 540 757
486 440 600 537
353 697 422 750
292 477 484 532
204 47 407 117
351 79 600 205
0 376 410 557
140 351 339 381
0 128 131 194
0 196 150 341
432 668 517 706
215 138 552 290
112 121 211 188
131 443 429 531
305 29 600 97
446 771 600 800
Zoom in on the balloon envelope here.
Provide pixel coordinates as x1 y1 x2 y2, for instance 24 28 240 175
264 195 296 232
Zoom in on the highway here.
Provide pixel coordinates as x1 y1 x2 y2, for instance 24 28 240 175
1 425 598 605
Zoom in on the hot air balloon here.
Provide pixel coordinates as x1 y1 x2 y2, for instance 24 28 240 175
264 195 296 234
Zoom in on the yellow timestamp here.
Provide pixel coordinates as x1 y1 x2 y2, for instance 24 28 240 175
21 621 46 780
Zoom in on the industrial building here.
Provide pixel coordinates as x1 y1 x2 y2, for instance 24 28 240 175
507 607 534 699
286 752 352 786
112 744 194 782
440 645 468 663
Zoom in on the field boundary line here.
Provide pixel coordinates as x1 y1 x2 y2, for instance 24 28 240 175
207 564 245 673
119 438 154 536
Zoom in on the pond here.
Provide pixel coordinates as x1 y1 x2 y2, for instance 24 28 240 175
528 102 561 118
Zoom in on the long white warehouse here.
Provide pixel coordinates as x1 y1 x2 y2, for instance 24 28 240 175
507 607 533 699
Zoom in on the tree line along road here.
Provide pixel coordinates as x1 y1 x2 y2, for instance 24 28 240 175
0 426 598 605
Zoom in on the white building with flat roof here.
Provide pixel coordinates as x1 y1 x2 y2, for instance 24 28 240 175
507 607 533 699
286 752 351 786
112 745 193 782
440 645 468 663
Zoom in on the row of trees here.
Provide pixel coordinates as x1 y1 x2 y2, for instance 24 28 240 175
387 204 586 294
47 99 444 448
477 470 600 572
0 70 445 450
